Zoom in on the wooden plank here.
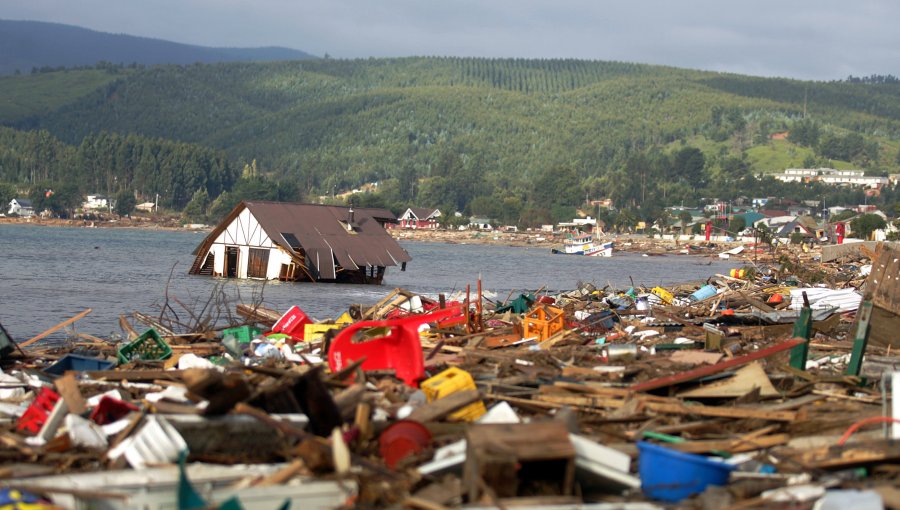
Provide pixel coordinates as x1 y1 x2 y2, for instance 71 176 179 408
54 373 87 415
84 370 185 381
19 309 92 348
668 434 789 454
642 401 797 422
677 362 779 398
630 337 805 392
407 390 481 423
536 393 797 421
118 315 139 341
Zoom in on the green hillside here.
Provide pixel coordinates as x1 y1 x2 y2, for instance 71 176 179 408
1 58 898 224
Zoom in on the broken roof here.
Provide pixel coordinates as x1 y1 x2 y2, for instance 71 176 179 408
195 201 411 280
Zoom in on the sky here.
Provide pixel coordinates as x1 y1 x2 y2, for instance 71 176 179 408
3 0 899 81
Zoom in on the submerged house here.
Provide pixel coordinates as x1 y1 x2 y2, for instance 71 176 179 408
189 201 411 284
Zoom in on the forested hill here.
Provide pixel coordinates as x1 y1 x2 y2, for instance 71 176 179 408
0 19 316 75
0 56 898 226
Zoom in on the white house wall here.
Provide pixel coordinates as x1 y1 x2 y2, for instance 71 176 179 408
208 208 281 279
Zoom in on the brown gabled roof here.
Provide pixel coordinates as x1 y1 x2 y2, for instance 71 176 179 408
194 201 411 280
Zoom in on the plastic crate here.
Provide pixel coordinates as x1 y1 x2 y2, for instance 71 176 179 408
43 354 116 376
304 323 345 342
17 387 61 434
650 287 674 304
420 367 486 422
117 329 172 364
222 325 262 344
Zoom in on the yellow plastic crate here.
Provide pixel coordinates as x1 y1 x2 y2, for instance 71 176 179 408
420 367 486 422
303 323 345 342
650 286 674 304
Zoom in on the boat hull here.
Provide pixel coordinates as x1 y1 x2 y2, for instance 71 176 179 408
551 241 613 257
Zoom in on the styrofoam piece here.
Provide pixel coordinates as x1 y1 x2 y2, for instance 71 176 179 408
36 398 69 442
101 418 133 437
109 415 187 469
177 353 220 370
0 402 27 418
477 401 522 424
15 463 355 510
570 433 640 493
86 389 127 408
65 414 108 450
569 433 630 472
144 384 191 403
417 439 466 476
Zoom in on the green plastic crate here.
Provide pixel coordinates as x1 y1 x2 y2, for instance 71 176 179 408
117 329 172 364
222 325 263 344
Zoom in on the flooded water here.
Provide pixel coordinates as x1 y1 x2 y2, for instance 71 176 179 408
0 224 736 342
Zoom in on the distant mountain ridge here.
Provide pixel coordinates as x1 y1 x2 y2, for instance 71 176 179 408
0 19 317 74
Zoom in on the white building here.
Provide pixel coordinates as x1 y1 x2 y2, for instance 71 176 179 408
83 195 110 210
7 198 34 217
775 168 888 188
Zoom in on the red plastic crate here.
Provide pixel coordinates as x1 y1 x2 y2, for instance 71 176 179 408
17 387 61 435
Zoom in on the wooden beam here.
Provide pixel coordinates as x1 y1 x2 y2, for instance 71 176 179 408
407 390 481 423
630 337 805 392
19 309 92 348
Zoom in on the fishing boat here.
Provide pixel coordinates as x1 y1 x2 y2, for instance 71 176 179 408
551 231 613 257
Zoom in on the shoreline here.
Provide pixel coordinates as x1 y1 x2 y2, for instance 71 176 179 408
1 216 812 262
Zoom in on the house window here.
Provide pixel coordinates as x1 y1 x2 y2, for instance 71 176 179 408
248 248 270 278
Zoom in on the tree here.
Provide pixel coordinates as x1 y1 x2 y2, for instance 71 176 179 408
0 183 16 211
727 216 746 236
114 190 137 217
182 188 209 223
850 213 887 240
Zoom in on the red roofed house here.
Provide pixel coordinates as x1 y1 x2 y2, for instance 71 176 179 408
397 207 442 229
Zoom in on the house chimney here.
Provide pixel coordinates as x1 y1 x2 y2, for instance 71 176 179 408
348 204 355 224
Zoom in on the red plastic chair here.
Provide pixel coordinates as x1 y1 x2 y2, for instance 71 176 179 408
328 306 463 387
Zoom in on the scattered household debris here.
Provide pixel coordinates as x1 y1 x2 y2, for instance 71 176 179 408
1 242 899 509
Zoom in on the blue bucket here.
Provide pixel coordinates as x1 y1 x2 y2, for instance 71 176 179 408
638 441 735 502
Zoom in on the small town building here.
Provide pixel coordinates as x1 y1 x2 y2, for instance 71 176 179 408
468 217 494 231
7 198 34 217
396 207 441 229
189 201 411 284
83 195 110 211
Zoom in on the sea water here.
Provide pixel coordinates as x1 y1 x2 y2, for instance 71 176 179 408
0 224 734 342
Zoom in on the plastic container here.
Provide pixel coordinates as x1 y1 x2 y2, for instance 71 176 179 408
117 329 173 364
43 354 116 376
272 305 313 338
16 387 61 434
89 396 139 425
650 287 674 304
522 305 565 341
729 268 747 279
420 367 486 422
689 284 718 302
638 441 736 502
221 325 262 344
304 323 345 342
379 420 432 469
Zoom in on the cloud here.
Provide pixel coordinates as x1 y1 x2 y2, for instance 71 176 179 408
2 0 898 80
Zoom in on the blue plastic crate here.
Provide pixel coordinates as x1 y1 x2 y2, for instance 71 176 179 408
44 354 116 376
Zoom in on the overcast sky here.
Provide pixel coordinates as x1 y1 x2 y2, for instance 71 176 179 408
3 0 898 81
